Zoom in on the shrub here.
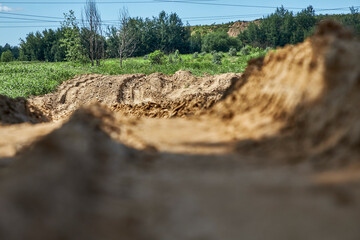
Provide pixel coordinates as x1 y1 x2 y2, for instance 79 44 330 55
240 45 251 56
193 52 199 59
200 52 207 57
148 50 165 64
211 50 217 55
168 54 174 63
202 32 241 53
143 54 149 60
212 52 222 65
1 50 14 62
174 49 180 60
228 47 237 56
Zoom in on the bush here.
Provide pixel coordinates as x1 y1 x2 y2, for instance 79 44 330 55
200 52 207 57
228 47 237 56
212 52 222 65
240 45 251 56
148 50 165 64
174 49 180 60
202 32 241 53
192 52 199 59
143 54 149 60
168 54 174 63
1 50 14 62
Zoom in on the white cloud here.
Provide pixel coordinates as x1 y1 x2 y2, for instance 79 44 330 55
0 4 14 12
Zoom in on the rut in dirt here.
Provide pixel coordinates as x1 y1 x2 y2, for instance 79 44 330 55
27 70 240 120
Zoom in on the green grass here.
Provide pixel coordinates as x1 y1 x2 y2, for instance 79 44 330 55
0 49 267 98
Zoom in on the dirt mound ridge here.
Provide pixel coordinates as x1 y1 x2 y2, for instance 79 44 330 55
0 105 154 239
2 106 360 240
212 20 360 165
0 95 48 125
227 20 260 37
29 71 240 120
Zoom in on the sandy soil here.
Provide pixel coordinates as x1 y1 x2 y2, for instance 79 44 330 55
227 20 261 37
0 21 360 240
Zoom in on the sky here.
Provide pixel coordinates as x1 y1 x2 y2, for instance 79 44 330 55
0 0 359 46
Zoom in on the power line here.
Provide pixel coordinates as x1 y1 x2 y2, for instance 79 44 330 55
0 25 61 28
0 1 319 10
2 1 359 11
0 1 154 4
0 11 266 22
0 16 60 22
0 11 64 20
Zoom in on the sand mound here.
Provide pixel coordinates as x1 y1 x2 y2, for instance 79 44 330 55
227 20 260 37
29 71 240 120
211 20 360 166
0 105 154 239
0 95 48 125
1 104 360 240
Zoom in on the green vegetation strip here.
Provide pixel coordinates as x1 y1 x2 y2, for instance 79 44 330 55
0 49 267 98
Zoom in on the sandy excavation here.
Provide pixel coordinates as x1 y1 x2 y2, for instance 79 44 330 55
0 21 360 239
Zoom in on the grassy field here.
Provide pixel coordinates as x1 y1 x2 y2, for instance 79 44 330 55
0 49 267 98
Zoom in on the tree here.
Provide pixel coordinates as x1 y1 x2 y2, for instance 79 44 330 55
189 32 202 52
1 50 13 62
202 32 240 52
0 44 19 61
116 7 137 68
83 0 102 66
61 10 88 63
343 7 360 34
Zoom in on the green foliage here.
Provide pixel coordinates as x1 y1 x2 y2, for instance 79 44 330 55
20 29 66 62
202 32 240 53
1 50 14 62
18 49 28 61
148 50 165 64
111 11 191 57
174 49 180 60
192 52 199 59
168 54 174 63
11 7 360 65
0 44 19 61
265 47 272 53
189 32 202 52
238 5 317 48
61 10 89 63
1 47 268 98
190 22 231 36
228 47 237 56
240 45 251 56
0 62 87 98
212 52 222 65
342 7 360 34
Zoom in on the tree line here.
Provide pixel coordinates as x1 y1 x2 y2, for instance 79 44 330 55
1 3 359 64
238 6 360 48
